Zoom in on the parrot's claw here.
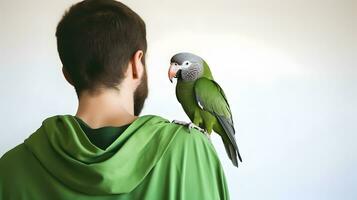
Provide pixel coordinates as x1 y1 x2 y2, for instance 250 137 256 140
171 120 210 139
171 120 201 133
171 119 188 126
187 123 205 133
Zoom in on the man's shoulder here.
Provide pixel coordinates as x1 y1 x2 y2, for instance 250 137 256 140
136 114 223 170
0 143 29 166
151 119 230 200
157 119 221 164
0 143 31 178
142 115 213 144
169 123 212 147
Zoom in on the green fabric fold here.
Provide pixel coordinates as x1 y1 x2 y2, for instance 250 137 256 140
24 114 178 194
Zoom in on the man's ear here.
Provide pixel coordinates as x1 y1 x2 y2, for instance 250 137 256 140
131 50 144 81
62 66 74 86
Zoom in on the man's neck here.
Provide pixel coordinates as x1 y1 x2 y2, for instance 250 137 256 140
75 89 138 129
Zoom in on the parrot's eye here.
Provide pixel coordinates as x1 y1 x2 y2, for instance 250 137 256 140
185 62 190 65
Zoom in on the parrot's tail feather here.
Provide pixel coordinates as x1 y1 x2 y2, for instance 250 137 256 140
216 114 243 164
222 139 238 167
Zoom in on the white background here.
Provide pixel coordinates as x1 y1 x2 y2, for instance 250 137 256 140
0 0 356 199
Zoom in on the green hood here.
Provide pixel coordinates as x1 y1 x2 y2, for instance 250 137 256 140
24 114 178 195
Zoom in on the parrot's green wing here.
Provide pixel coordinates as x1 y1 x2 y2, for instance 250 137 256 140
194 77 242 166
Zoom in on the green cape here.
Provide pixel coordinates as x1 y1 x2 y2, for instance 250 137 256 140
0 114 229 199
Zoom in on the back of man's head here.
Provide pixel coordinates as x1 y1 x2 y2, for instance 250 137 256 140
56 0 147 97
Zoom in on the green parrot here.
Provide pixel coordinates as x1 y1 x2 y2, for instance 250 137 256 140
168 52 242 167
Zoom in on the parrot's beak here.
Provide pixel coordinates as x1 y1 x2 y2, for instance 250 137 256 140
168 63 181 83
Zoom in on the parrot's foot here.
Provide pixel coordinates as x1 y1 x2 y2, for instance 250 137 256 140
171 120 205 133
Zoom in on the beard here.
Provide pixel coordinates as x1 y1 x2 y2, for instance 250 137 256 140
133 66 148 116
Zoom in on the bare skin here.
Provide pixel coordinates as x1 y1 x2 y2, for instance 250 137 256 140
62 50 145 129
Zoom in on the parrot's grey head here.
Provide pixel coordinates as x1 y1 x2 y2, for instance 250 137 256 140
168 52 204 82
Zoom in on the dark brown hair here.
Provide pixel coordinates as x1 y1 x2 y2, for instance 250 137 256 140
56 0 147 96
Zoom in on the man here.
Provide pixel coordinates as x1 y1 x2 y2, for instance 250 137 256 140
0 0 229 199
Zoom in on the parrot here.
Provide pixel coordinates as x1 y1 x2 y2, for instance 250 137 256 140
168 52 242 167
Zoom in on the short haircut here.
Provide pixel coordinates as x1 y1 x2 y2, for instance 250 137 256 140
56 0 147 96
